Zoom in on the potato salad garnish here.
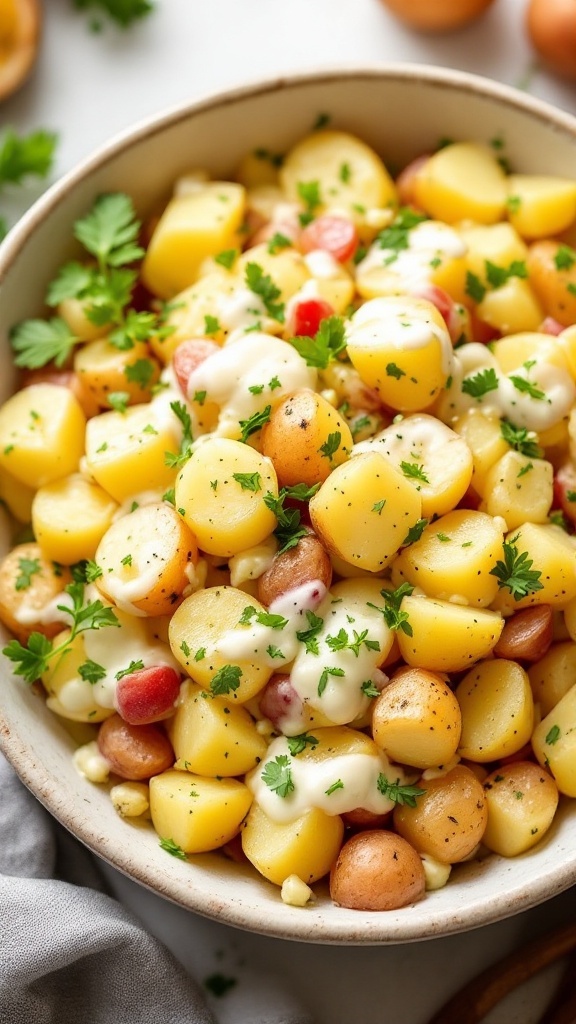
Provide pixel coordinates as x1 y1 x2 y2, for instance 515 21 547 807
3 126 576 913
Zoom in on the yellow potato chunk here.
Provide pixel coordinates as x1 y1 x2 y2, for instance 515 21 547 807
74 338 160 408
169 585 274 704
141 182 246 299
236 242 310 305
42 631 116 724
507 175 576 240
261 389 352 488
279 129 397 221
460 221 529 284
0 542 72 643
527 240 576 329
476 277 544 335
0 384 86 489
480 451 553 531
491 331 569 375
149 769 252 853
482 762 559 857
151 274 236 362
452 408 509 497
455 658 534 762
413 142 507 225
32 473 118 564
372 668 462 769
309 451 422 572
355 221 467 307
532 684 576 797
94 502 198 616
397 595 503 672
394 765 487 864
346 296 453 413
391 510 504 607
0 466 34 522
170 680 268 776
528 641 576 717
241 801 344 886
84 404 178 503
304 257 355 315
57 296 110 342
491 524 576 614
175 438 278 558
355 413 473 518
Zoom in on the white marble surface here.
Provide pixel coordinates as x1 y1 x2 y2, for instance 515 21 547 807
3 1 576 1021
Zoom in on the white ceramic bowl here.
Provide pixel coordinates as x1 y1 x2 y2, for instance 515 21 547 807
2 65 576 945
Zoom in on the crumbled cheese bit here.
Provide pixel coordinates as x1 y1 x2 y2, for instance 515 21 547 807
110 781 150 818
73 741 111 784
228 536 278 588
281 874 314 907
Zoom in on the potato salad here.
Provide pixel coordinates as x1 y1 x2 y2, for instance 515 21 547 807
2 124 576 912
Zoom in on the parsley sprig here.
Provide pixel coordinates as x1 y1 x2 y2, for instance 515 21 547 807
73 0 155 30
244 262 285 322
500 419 543 459
376 775 426 807
165 401 194 468
289 315 347 369
2 582 120 684
368 583 414 636
489 536 544 600
263 483 320 554
0 128 57 241
261 754 294 798
376 207 428 252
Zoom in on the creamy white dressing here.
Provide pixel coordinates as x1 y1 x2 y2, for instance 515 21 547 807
228 536 278 588
84 612 180 710
303 249 342 280
247 735 406 824
186 331 317 437
356 220 466 291
13 589 74 628
347 296 454 377
216 581 389 727
441 350 576 432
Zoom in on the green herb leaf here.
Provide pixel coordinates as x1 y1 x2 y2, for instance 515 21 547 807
210 664 243 696
0 128 57 187
376 774 426 807
232 472 262 492
159 836 186 859
286 733 319 755
15 557 41 592
489 536 544 600
289 315 347 369
500 419 543 459
368 583 414 636
244 262 284 322
261 754 294 797
10 318 79 370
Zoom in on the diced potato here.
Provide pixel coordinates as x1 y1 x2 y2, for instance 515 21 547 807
528 640 576 716
482 761 559 857
479 451 553 531
413 143 507 225
475 277 544 335
346 296 453 413
141 182 246 299
57 296 110 342
94 502 198 616
31 473 118 565
355 222 467 307
84 403 178 503
397 595 503 672
303 257 355 315
169 585 274 704
452 408 509 497
455 658 534 762
391 510 504 607
74 338 161 408
527 241 576 328
355 414 473 518
261 389 352 488
491 332 569 375
532 684 576 797
394 765 487 864
170 680 268 776
151 274 236 362
507 175 576 240
491 523 576 614
372 667 462 769
175 438 278 558
0 384 86 489
42 631 116 723
241 801 344 886
149 769 253 853
309 451 422 572
235 149 280 189
0 542 72 643
235 242 310 305
460 221 529 284
0 466 34 522
279 129 397 222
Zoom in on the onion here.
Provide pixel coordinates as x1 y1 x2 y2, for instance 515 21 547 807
377 0 496 33
526 0 576 82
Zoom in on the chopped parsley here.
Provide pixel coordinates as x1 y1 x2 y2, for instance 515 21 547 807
461 367 500 400
244 262 285 322
368 583 414 636
289 314 347 369
210 664 243 696
376 775 426 807
15 557 41 592
261 754 294 797
489 536 544 600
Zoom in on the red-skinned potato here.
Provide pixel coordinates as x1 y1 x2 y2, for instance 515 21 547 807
330 830 425 911
377 0 495 33
115 665 182 725
527 0 576 82
97 714 174 780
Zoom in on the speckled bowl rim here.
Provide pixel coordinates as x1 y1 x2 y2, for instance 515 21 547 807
2 63 576 945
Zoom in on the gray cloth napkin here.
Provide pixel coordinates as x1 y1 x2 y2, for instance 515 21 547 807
0 753 314 1024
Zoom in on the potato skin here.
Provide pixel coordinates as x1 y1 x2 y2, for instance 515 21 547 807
257 532 332 606
329 830 425 911
260 389 352 488
97 714 174 780
393 765 488 864
0 542 72 643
